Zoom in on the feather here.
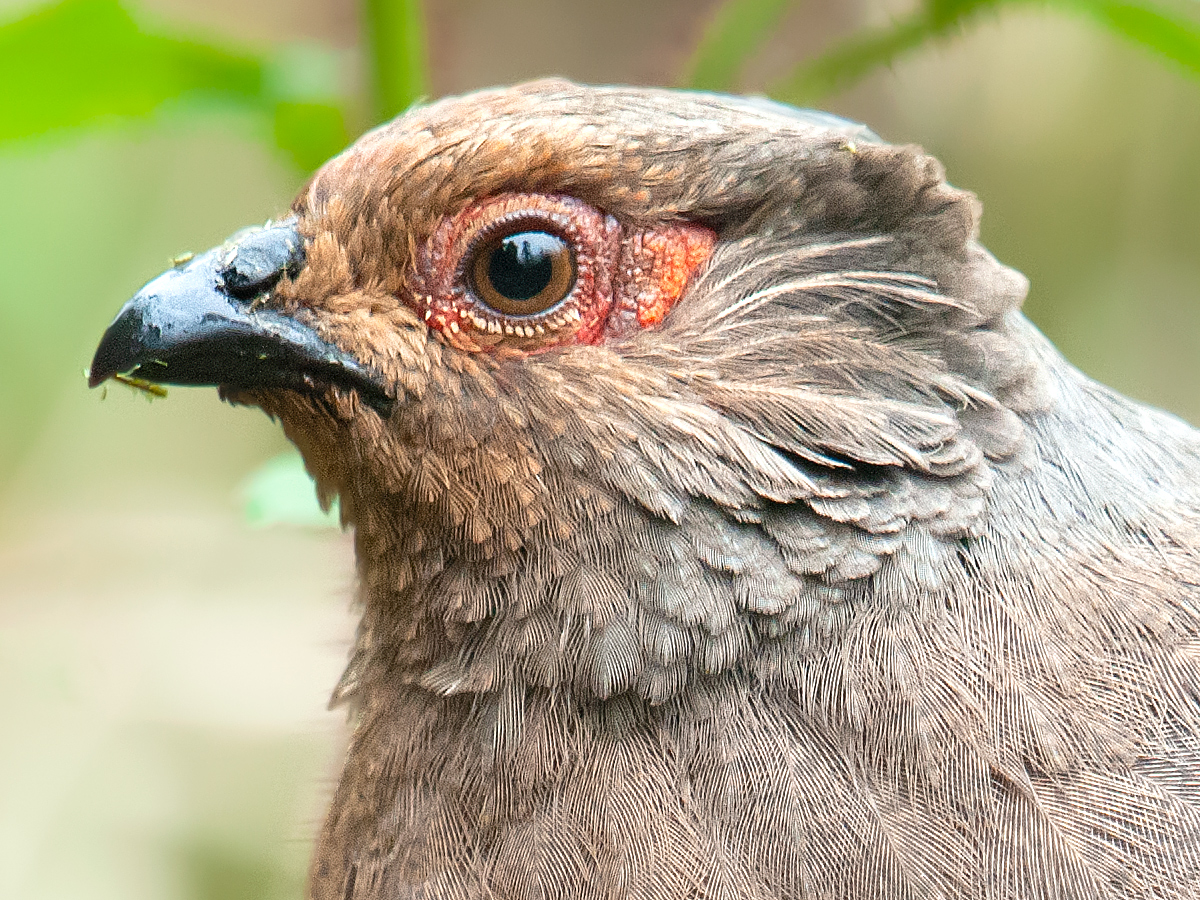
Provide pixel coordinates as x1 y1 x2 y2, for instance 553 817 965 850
91 81 1200 899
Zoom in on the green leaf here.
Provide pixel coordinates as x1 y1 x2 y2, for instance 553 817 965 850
0 0 350 168
1055 0 1200 77
0 0 263 142
364 0 428 122
241 452 339 529
769 0 1199 106
771 0 1009 106
683 0 795 91
771 14 933 105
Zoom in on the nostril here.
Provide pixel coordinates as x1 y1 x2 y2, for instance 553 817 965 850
219 222 306 299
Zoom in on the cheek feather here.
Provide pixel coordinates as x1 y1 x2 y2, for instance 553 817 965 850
406 192 714 353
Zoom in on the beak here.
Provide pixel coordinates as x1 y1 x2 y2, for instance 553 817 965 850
89 220 393 416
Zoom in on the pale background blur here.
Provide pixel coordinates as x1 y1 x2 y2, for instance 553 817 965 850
1 1 1198 898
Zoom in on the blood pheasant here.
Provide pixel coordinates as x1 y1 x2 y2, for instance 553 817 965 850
90 82 1200 899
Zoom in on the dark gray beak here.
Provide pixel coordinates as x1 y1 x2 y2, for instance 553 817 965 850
89 220 393 416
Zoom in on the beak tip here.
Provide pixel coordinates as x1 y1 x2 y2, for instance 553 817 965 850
88 306 143 388
86 360 115 388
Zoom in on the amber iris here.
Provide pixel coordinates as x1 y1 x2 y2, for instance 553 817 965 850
470 230 575 317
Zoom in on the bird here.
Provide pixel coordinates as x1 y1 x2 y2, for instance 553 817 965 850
89 81 1200 899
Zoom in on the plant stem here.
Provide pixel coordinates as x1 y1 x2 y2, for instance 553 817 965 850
363 0 428 123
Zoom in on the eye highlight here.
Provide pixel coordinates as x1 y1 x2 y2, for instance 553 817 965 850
470 230 575 317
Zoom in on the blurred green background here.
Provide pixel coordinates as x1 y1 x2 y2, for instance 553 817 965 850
1 1 1197 898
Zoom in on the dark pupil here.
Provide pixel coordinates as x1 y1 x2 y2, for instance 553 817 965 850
488 232 559 301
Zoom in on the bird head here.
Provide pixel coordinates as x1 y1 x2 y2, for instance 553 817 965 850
90 81 1039 705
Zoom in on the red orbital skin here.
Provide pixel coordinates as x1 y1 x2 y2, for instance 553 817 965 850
408 193 715 354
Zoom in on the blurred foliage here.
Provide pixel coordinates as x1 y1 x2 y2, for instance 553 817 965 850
2 0 256 138
5 0 1193 170
364 0 428 121
684 0 793 90
688 0 1200 101
241 453 340 529
0 0 350 169
1077 0 1200 76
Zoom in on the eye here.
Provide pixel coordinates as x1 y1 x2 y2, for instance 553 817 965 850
414 193 620 347
470 230 575 317
410 192 714 352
